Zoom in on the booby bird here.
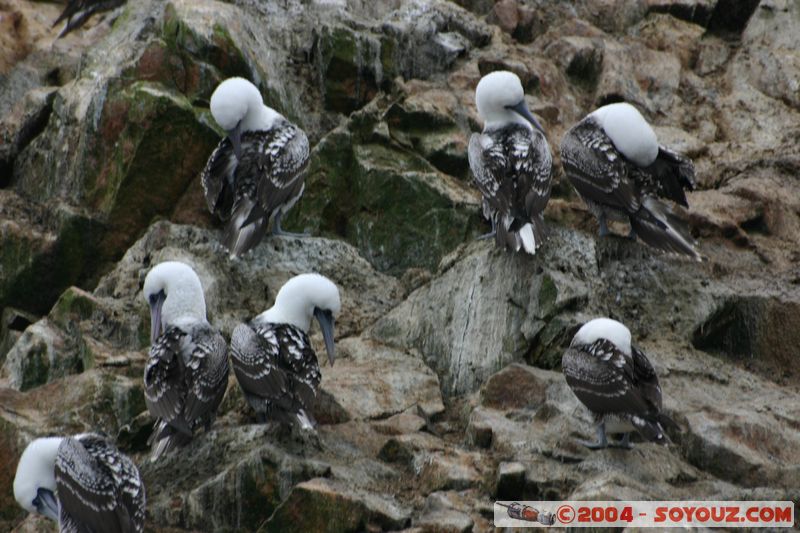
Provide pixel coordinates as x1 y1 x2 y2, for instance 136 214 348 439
52 0 126 38
143 261 229 460
202 77 310 257
560 102 700 259
562 318 677 449
230 273 341 429
468 70 553 254
14 433 145 532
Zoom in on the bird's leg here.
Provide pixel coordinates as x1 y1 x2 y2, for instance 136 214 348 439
577 421 608 450
271 211 309 238
477 216 497 240
598 212 610 237
610 432 634 449
289 422 324 451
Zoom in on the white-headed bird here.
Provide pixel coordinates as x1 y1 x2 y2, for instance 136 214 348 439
468 70 553 254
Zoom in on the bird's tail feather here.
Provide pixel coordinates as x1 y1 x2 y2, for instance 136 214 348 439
497 214 547 255
222 197 268 257
631 415 671 446
630 197 701 261
657 412 681 434
296 409 317 431
148 420 192 461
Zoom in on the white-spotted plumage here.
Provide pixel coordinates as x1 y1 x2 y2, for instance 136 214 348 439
562 318 677 449
561 102 700 260
202 77 310 257
14 434 145 532
142 261 229 460
468 71 553 255
230 274 341 429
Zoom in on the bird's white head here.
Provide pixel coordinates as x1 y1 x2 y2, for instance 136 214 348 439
210 77 264 131
143 261 207 343
475 70 544 132
589 102 658 167
258 273 341 365
571 317 632 356
14 437 63 522
210 77 282 159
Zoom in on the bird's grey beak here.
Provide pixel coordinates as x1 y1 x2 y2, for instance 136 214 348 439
313 307 336 366
228 121 243 161
508 100 545 133
149 290 166 344
35 488 59 522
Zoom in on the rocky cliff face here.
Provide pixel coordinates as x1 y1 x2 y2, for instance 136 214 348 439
1 0 799 531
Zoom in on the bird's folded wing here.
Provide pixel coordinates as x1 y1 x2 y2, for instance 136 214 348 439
55 436 126 533
561 120 640 214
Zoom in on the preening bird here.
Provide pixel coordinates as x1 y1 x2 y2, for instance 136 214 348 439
230 273 341 429
468 70 553 254
562 318 677 449
142 261 229 460
13 433 145 532
202 77 310 257
560 102 700 259
52 0 126 38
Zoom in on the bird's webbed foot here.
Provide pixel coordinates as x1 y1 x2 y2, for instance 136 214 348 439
577 422 609 450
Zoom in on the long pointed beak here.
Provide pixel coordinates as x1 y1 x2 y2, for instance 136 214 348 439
508 100 545 133
313 308 336 366
228 121 243 161
149 291 166 344
36 488 59 522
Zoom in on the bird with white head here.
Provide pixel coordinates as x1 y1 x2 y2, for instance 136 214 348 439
563 317 677 449
203 77 311 257
14 433 145 532
560 102 700 259
475 70 545 133
469 70 553 254
142 261 229 460
231 273 341 429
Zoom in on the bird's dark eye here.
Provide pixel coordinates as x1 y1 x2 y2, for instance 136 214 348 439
149 289 166 305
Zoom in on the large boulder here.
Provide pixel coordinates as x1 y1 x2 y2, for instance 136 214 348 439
370 227 599 396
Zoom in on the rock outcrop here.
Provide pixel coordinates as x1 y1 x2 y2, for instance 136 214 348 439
2 0 799 531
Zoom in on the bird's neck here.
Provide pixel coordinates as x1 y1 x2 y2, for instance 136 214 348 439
483 111 531 132
256 301 310 332
162 282 207 327
242 104 283 132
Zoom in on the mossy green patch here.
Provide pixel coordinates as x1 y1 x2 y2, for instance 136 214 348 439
288 131 480 275
0 212 101 316
19 334 49 392
51 287 99 326
91 82 220 265
315 25 380 113
526 316 573 370
537 274 558 319
263 482 366 533
0 417 23 523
